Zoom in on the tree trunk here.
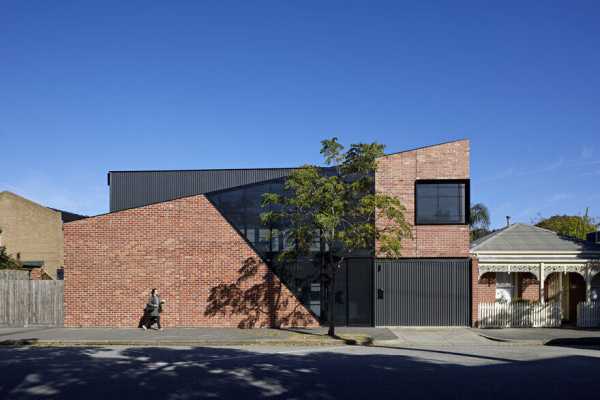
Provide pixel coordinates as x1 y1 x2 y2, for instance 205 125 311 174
327 253 336 337
327 271 336 337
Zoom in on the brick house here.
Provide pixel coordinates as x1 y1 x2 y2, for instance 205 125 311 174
64 139 471 328
471 223 600 326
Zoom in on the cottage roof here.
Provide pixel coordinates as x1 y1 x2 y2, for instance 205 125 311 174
471 223 600 253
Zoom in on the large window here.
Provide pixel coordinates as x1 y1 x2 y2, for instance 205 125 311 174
207 179 323 316
415 180 468 225
207 176 374 321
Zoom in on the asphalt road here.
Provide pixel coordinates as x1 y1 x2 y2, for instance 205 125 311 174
1 343 600 399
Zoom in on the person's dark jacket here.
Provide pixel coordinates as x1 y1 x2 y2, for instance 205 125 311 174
147 294 161 317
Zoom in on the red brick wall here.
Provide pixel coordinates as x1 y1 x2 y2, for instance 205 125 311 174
63 195 318 328
375 140 470 258
29 268 42 280
517 273 540 302
471 256 497 326
471 256 478 326
477 275 497 304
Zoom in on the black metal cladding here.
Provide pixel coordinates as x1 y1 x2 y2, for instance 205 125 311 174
374 259 471 326
108 168 298 212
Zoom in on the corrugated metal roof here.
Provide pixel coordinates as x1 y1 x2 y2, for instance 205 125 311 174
49 208 88 223
107 139 466 212
108 168 297 212
471 223 600 252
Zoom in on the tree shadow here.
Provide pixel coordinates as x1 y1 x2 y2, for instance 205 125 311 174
204 257 315 328
2 344 600 399
545 337 600 348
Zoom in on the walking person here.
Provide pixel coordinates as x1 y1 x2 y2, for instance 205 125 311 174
142 288 163 330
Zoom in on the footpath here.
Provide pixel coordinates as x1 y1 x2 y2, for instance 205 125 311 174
1 326 598 347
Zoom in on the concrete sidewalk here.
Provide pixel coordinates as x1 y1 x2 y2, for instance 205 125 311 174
4 326 597 347
387 327 491 346
0 327 396 346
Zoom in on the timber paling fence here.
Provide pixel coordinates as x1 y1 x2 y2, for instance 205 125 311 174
577 302 600 328
0 270 29 280
478 301 561 328
0 280 64 327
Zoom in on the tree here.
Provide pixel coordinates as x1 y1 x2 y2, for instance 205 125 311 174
261 138 411 337
535 209 598 240
470 203 491 241
0 229 21 269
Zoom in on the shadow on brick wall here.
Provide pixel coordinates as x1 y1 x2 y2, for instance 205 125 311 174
205 257 314 328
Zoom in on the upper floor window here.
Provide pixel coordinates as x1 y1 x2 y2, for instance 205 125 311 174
415 180 469 225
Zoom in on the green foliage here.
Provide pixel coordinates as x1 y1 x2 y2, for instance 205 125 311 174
0 228 21 269
535 210 598 240
261 138 411 260
469 203 491 241
471 228 491 241
0 247 20 270
261 138 411 335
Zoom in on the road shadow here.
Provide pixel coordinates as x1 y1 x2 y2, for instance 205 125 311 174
545 337 600 347
2 344 600 399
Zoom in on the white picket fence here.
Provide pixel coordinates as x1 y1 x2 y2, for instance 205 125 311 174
577 302 600 328
478 302 561 328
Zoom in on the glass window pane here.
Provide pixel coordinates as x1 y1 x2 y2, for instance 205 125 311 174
271 229 280 252
246 228 256 244
416 184 437 197
416 182 466 224
437 184 460 197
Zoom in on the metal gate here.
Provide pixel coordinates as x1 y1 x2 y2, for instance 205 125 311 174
374 259 471 326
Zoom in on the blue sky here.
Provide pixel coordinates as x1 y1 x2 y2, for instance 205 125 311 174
1 1 599 228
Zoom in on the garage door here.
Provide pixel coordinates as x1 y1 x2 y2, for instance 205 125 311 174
374 259 471 326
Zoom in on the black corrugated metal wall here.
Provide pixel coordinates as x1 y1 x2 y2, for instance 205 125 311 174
374 259 471 326
108 169 296 212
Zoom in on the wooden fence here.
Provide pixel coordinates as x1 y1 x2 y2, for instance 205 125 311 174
0 269 30 280
478 302 561 328
0 280 64 327
577 302 600 328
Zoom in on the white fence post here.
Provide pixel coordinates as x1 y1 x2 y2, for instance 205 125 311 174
577 302 600 328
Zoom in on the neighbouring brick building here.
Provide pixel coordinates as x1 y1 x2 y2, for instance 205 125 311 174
64 139 472 328
0 191 86 280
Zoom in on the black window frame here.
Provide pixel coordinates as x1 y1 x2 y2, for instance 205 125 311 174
414 179 470 226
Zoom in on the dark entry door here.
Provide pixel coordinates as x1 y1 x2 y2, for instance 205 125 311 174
374 259 471 326
325 258 373 326
568 273 585 323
